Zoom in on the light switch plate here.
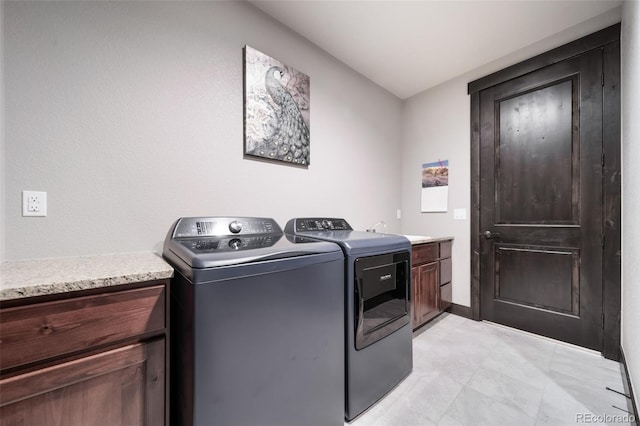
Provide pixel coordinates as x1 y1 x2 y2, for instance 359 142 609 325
453 208 466 220
22 191 47 217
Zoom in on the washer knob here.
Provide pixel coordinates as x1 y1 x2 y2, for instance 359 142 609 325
229 221 242 234
229 238 242 250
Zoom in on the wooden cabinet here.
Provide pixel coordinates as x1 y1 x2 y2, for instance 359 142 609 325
412 240 453 330
0 280 169 426
413 261 439 325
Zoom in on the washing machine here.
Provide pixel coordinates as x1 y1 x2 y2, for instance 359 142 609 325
163 217 345 426
285 218 413 421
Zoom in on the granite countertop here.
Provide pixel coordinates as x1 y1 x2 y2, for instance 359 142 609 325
0 237 448 301
402 235 454 245
0 252 174 301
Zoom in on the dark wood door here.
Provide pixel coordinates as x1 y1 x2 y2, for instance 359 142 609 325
479 49 603 350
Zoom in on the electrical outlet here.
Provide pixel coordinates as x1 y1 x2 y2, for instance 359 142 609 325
22 191 47 217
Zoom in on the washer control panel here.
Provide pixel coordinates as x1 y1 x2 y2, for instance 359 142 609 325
288 218 353 232
178 234 281 253
172 217 281 238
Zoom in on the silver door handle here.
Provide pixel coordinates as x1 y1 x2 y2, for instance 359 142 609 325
483 230 501 240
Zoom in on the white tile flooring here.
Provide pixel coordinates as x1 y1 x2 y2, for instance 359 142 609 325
348 313 637 426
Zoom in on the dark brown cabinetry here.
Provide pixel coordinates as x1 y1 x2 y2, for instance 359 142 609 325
412 240 452 330
413 261 439 325
0 280 169 426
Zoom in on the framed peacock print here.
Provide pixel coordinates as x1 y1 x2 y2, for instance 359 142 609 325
243 46 310 166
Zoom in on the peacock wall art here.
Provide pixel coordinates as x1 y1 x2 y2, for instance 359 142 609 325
244 46 310 166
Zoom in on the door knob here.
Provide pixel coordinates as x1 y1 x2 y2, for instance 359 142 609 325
483 230 500 240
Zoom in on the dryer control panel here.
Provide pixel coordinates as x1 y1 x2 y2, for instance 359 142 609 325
287 218 353 232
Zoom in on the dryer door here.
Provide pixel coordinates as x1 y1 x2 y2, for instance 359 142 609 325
354 251 410 350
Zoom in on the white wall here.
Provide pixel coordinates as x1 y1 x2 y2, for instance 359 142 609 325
621 0 640 411
2 1 403 260
400 8 622 307
0 1 5 262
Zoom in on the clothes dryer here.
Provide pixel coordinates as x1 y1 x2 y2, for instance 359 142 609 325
285 218 412 421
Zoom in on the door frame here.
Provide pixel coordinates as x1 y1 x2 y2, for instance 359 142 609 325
468 24 621 360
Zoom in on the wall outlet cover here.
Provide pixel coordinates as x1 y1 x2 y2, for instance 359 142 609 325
22 191 47 217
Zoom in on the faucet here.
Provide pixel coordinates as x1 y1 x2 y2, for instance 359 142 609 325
366 220 387 233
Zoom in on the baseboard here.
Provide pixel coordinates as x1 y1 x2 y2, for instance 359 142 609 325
620 346 639 422
449 303 472 319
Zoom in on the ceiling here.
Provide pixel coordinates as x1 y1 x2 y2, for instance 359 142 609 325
249 0 622 99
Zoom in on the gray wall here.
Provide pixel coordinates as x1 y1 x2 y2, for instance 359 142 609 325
401 76 471 305
0 1 5 262
622 0 640 411
400 8 622 307
2 1 403 260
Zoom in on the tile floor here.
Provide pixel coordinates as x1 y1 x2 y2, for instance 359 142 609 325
348 313 637 426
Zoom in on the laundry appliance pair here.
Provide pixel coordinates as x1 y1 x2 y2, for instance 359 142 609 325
163 216 412 426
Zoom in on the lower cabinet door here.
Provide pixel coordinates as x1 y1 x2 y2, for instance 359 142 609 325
418 262 439 324
440 282 452 311
412 261 440 329
0 339 165 426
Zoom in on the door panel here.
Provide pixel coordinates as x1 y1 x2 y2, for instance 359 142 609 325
495 245 579 315
479 49 603 350
496 78 578 224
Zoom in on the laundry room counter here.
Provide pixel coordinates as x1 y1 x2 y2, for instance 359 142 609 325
402 235 454 245
0 252 172 424
0 252 174 301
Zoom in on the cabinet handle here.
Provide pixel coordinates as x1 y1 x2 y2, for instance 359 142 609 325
40 324 54 335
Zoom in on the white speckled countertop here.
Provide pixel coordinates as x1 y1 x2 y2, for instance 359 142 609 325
0 252 174 301
403 235 454 245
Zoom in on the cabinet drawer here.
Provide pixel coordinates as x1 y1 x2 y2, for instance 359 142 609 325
0 285 165 371
440 282 452 311
440 258 452 285
411 243 438 265
440 241 452 258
